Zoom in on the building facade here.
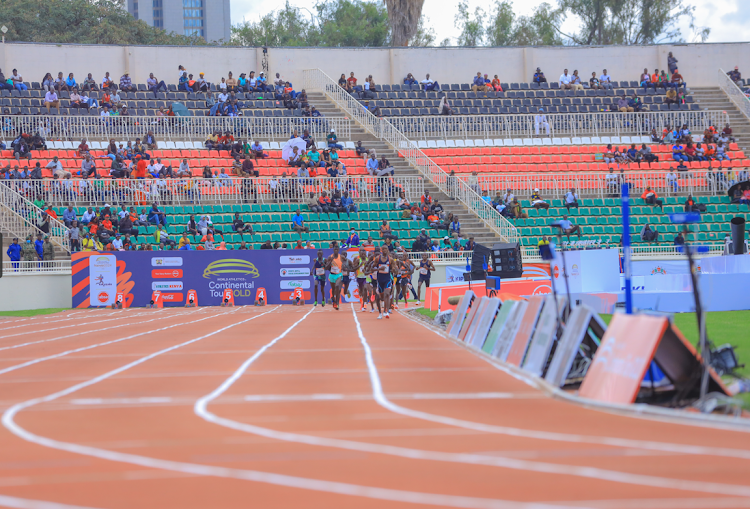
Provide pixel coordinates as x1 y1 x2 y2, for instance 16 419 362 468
127 0 230 43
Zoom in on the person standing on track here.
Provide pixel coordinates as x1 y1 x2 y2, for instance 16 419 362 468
324 243 345 310
371 245 396 319
416 252 435 305
313 250 327 307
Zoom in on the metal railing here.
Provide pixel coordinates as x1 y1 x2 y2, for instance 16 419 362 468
0 183 70 253
4 176 425 208
521 243 724 262
1 116 350 143
459 169 748 200
303 69 520 244
388 111 730 141
2 260 72 274
718 68 750 122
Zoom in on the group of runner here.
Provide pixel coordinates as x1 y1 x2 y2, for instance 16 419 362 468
312 243 435 320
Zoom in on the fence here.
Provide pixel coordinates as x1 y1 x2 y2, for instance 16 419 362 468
303 69 520 244
718 68 750 122
459 169 747 200
388 111 730 141
1 116 350 144
522 243 724 262
4 176 425 209
2 260 72 274
0 183 70 253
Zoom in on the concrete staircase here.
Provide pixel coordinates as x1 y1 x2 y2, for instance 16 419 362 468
690 87 750 152
308 91 505 247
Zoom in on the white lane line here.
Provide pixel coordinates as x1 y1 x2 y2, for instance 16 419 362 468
0 311 189 353
380 310 750 460
190 304 750 498
0 310 130 332
547 497 750 509
0 494 105 509
70 398 173 405
0 308 582 509
241 393 540 402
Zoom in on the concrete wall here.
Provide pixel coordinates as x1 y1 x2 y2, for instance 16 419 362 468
0 274 71 311
1 42 747 89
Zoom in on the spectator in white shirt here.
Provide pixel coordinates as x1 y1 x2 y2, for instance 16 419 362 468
11 69 27 91
599 69 614 90
81 207 96 224
177 159 191 177
564 188 579 210
117 205 128 220
100 106 111 117
217 91 229 103
559 69 572 90
421 73 440 91
535 108 550 136
571 70 584 91
503 188 514 205
45 156 70 179
112 234 123 250
44 90 59 114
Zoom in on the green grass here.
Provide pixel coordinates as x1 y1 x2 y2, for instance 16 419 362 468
416 308 438 320
0 308 68 317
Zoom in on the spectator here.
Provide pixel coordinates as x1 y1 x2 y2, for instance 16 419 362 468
326 129 343 149
674 232 685 246
535 108 550 136
664 87 678 105
564 188 579 210
667 52 678 74
557 215 581 240
46 156 70 179
684 194 701 212
344 228 360 248
11 69 27 91
148 203 169 226
559 69 572 90
62 205 77 227
490 74 503 91
232 212 253 238
119 72 135 93
665 169 679 192
641 187 663 210
249 140 268 160
44 89 60 114
640 68 654 90
716 141 730 161
617 95 633 112
599 69 614 90
195 72 209 93
630 93 644 112
570 70 584 90
533 68 547 84
589 72 602 90
421 73 439 91
439 95 454 115
341 191 357 216
728 66 742 85
380 220 397 240
80 154 97 178
471 72 488 92
291 209 309 237
531 188 549 209
509 198 528 219
39 72 53 92
404 73 418 86
640 223 659 243
640 144 658 163
377 155 394 177
101 71 116 91
355 140 370 159
672 142 688 163
365 153 379 176
670 68 686 90
147 73 167 96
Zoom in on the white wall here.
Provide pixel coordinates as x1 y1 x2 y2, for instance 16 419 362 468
0 274 71 311
1 42 748 89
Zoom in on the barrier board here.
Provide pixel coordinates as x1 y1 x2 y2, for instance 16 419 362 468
481 303 514 355
464 297 492 347
505 296 544 366
457 300 481 343
467 298 501 349
448 290 475 338
522 295 566 377
544 305 606 387
491 301 529 361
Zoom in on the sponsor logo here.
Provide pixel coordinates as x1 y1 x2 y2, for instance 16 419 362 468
650 266 667 275
571 263 580 277
152 269 183 279
152 281 184 291
151 257 183 267
280 291 312 301
202 259 259 279
97 291 109 303
280 267 311 277
91 255 113 268
94 274 113 287
280 280 311 290
553 266 559 279
532 285 552 295
280 255 310 265
160 293 184 302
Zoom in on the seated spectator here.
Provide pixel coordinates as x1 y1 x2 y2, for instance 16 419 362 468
379 220 397 240
471 72 488 92
640 144 658 163
625 144 641 162
341 191 357 216
640 223 659 243
377 155 394 177
722 123 736 143
119 72 135 92
421 73 439 91
533 68 547 84
670 69 686 90
80 154 97 178
640 68 654 90
564 188 579 210
664 87 678 105
570 70 584 90
557 215 581 240
559 69 572 90
40 72 54 92
148 203 168 226
641 187 663 210
54 72 68 92
599 69 614 90
326 129 343 149
684 194 701 212
249 140 268 159
147 73 167 96
44 88 60 114
716 141 730 161
509 198 528 219
195 72 209 92
439 95 454 115
728 66 742 85
65 72 77 90
531 188 549 209
672 142 687 162
617 95 633 112
535 108 550 136
355 140 370 158
589 72 602 90
630 93 644 112
490 74 503 91
404 73 418 86
101 71 116 91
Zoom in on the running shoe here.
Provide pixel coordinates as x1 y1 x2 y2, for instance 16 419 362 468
416 301 421 305
377 313 383 319
393 304 399 310
404 302 408 308
314 301 318 307
385 312 390 319
370 307 375 313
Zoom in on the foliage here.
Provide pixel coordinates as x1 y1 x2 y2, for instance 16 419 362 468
231 2 315 47
454 1 486 47
0 0 206 45
409 15 436 47
485 1 564 47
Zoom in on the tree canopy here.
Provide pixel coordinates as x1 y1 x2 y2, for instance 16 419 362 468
0 0 206 45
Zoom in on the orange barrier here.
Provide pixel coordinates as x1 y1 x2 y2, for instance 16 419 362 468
255 287 267 306
148 290 163 308
221 288 235 307
186 289 198 307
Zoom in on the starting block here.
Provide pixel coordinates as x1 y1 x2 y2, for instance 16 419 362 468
221 288 235 307
147 290 163 309
293 287 304 306
112 292 126 309
255 287 267 306
186 289 198 307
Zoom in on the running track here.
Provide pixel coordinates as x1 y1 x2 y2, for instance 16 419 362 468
0 306 749 509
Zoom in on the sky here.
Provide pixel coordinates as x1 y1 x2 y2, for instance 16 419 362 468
230 0 750 45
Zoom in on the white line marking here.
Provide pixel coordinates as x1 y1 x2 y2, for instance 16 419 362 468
1 307 583 509
400 310 750 459
241 393 539 402
190 304 750 498
0 309 130 332
0 311 160 341
0 494 105 509
547 497 750 509
70 397 173 405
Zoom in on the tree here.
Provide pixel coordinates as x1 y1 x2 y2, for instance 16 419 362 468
384 0 425 47
0 0 205 45
409 15 436 47
454 0 486 47
316 0 390 47
484 1 564 47
232 2 316 47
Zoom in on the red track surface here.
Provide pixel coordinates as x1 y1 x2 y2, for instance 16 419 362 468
1 306 749 509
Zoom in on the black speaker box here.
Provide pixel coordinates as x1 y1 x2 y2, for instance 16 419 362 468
489 242 523 278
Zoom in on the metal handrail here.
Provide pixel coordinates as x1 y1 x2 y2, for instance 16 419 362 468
0 183 70 253
302 69 520 244
0 115 351 143
717 68 750 123
2 260 72 274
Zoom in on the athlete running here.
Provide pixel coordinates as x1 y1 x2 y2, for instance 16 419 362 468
416 252 435 305
371 245 397 319
324 243 345 310
312 250 327 307
351 247 371 312
395 252 415 309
